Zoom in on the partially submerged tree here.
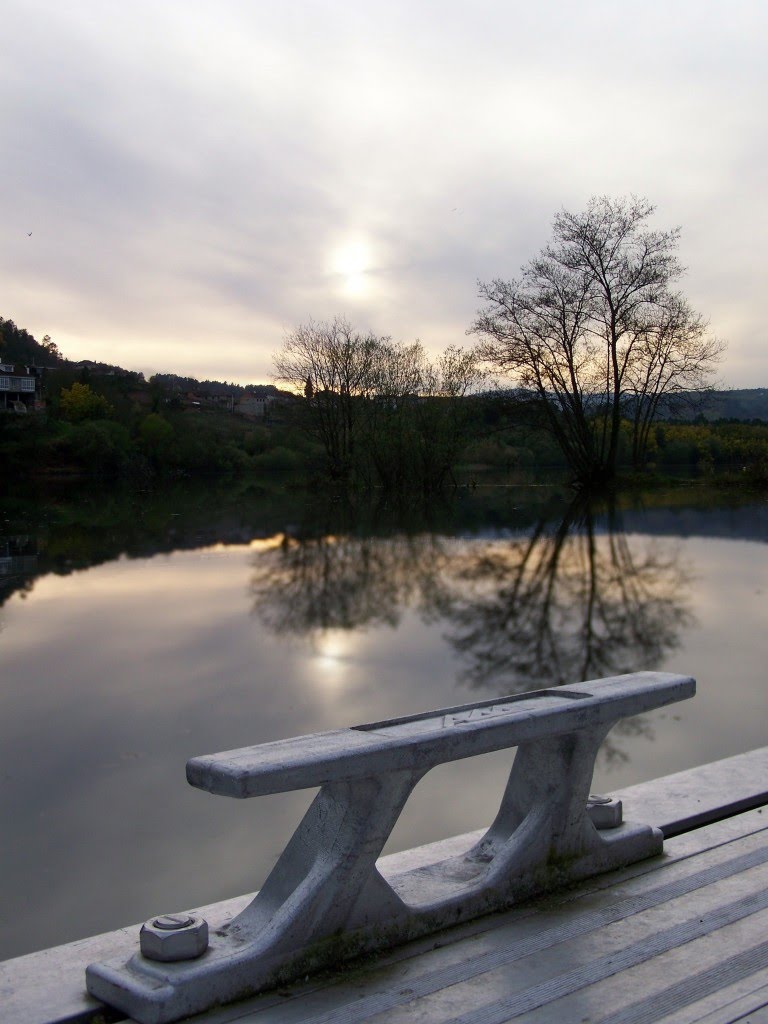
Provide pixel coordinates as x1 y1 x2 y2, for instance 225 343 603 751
356 341 482 489
471 196 724 483
358 340 426 488
414 345 484 488
274 317 383 477
275 318 482 488
624 294 724 468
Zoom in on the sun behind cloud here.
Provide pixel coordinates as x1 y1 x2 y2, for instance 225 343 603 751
329 237 374 298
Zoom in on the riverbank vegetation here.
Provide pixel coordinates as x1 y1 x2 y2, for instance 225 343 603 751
3 361 767 491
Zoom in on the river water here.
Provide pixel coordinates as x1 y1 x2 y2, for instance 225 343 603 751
1 478 766 960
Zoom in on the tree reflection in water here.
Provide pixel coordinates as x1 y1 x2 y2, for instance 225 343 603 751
436 496 694 764
250 494 694 765
251 529 449 639
440 496 692 690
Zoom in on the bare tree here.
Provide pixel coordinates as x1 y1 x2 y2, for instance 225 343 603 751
624 295 725 467
276 320 482 489
471 196 724 483
358 341 426 489
273 317 383 477
357 341 483 490
415 346 484 488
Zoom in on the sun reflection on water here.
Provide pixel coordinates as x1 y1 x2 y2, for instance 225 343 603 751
310 630 355 690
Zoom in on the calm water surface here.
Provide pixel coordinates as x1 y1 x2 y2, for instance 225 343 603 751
1 480 766 960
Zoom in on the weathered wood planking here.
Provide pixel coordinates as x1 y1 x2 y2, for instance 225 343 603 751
181 808 768 1024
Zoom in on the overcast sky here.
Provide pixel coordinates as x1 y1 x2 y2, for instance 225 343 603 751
2 1 766 386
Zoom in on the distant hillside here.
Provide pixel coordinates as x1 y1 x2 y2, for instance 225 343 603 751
659 389 768 422
2 313 765 420
0 315 289 396
703 388 768 421
70 358 145 381
150 373 285 398
494 386 768 424
0 317 63 366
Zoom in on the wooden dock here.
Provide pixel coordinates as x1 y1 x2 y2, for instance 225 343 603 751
213 807 768 1024
3 746 767 1024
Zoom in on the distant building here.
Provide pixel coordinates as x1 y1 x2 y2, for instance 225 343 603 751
237 392 276 419
0 363 46 412
182 390 236 412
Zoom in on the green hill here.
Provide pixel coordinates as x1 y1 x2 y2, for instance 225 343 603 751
0 318 63 367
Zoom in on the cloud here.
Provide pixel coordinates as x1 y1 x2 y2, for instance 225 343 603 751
1 0 766 384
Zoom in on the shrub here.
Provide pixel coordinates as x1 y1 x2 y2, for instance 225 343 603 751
252 446 303 470
139 413 174 461
68 420 132 476
59 382 113 423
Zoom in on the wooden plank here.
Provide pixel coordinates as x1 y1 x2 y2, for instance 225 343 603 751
616 747 768 837
654 975 768 1024
489 887 768 1023
210 838 768 1024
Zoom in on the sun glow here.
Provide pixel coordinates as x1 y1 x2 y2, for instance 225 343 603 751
309 630 357 694
329 238 373 297
313 630 350 666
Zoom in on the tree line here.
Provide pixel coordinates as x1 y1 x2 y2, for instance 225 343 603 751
275 196 725 488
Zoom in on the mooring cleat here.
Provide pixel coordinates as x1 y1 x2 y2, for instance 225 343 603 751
87 671 695 1024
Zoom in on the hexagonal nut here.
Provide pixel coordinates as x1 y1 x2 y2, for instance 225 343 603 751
139 913 209 962
587 794 623 830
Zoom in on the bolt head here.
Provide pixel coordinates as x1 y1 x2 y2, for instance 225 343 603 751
153 913 194 930
587 795 623 830
140 913 208 962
